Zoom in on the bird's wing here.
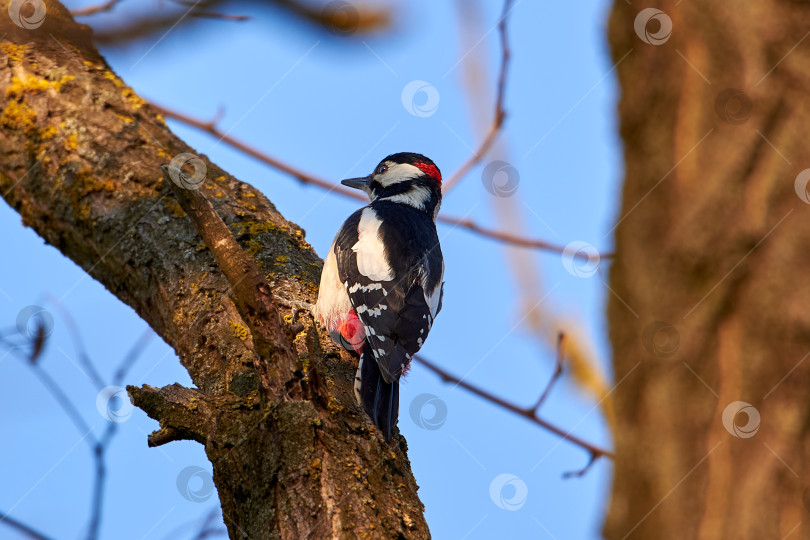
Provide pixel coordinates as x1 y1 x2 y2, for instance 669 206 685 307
334 210 441 383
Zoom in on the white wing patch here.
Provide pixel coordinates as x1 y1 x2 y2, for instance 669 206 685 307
352 208 394 281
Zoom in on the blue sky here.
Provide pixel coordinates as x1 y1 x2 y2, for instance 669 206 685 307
0 0 622 538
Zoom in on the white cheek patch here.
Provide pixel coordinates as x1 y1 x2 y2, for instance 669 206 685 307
353 208 394 281
384 185 431 209
377 163 423 187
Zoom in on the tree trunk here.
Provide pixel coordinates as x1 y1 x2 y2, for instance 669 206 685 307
0 3 428 538
605 2 810 539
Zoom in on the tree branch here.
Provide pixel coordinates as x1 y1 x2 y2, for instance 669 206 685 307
150 104 611 259
413 352 614 467
160 165 297 399
0 511 54 540
441 0 514 193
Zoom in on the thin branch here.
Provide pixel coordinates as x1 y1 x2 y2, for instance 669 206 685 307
31 363 98 447
150 104 611 259
112 328 154 386
188 11 250 21
532 332 565 411
413 353 614 465
45 294 106 390
191 507 223 540
0 511 54 540
71 0 125 17
441 0 513 193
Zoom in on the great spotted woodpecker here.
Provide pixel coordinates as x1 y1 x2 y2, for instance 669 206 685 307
315 152 445 442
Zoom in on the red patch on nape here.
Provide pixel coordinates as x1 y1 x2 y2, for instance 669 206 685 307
414 162 442 184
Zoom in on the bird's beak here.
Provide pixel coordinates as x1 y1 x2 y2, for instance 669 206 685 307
341 175 373 195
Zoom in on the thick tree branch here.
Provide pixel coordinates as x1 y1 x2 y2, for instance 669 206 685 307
160 165 297 400
0 3 428 537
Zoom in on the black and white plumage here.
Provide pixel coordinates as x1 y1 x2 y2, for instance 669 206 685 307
315 152 445 442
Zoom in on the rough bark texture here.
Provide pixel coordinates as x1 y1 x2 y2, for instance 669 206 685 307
606 2 810 539
0 2 428 538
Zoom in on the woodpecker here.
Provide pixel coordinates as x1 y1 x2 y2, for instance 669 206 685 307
315 152 445 442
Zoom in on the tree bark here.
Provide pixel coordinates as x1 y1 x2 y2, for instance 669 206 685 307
606 2 810 539
0 3 428 538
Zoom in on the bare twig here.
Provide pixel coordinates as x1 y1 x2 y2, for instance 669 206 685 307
413 353 614 468
0 511 54 540
188 11 250 21
441 0 514 193
71 0 125 17
88 0 389 46
45 294 106 390
150 105 610 259
532 332 565 411
0 307 154 540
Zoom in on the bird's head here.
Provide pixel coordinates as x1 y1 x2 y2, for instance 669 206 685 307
342 152 442 218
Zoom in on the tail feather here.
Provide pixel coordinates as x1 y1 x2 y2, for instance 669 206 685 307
357 348 400 442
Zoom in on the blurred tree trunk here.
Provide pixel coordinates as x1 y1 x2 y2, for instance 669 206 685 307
605 1 810 538
0 3 428 538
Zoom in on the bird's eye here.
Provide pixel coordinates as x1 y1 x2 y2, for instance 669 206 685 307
376 164 389 175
